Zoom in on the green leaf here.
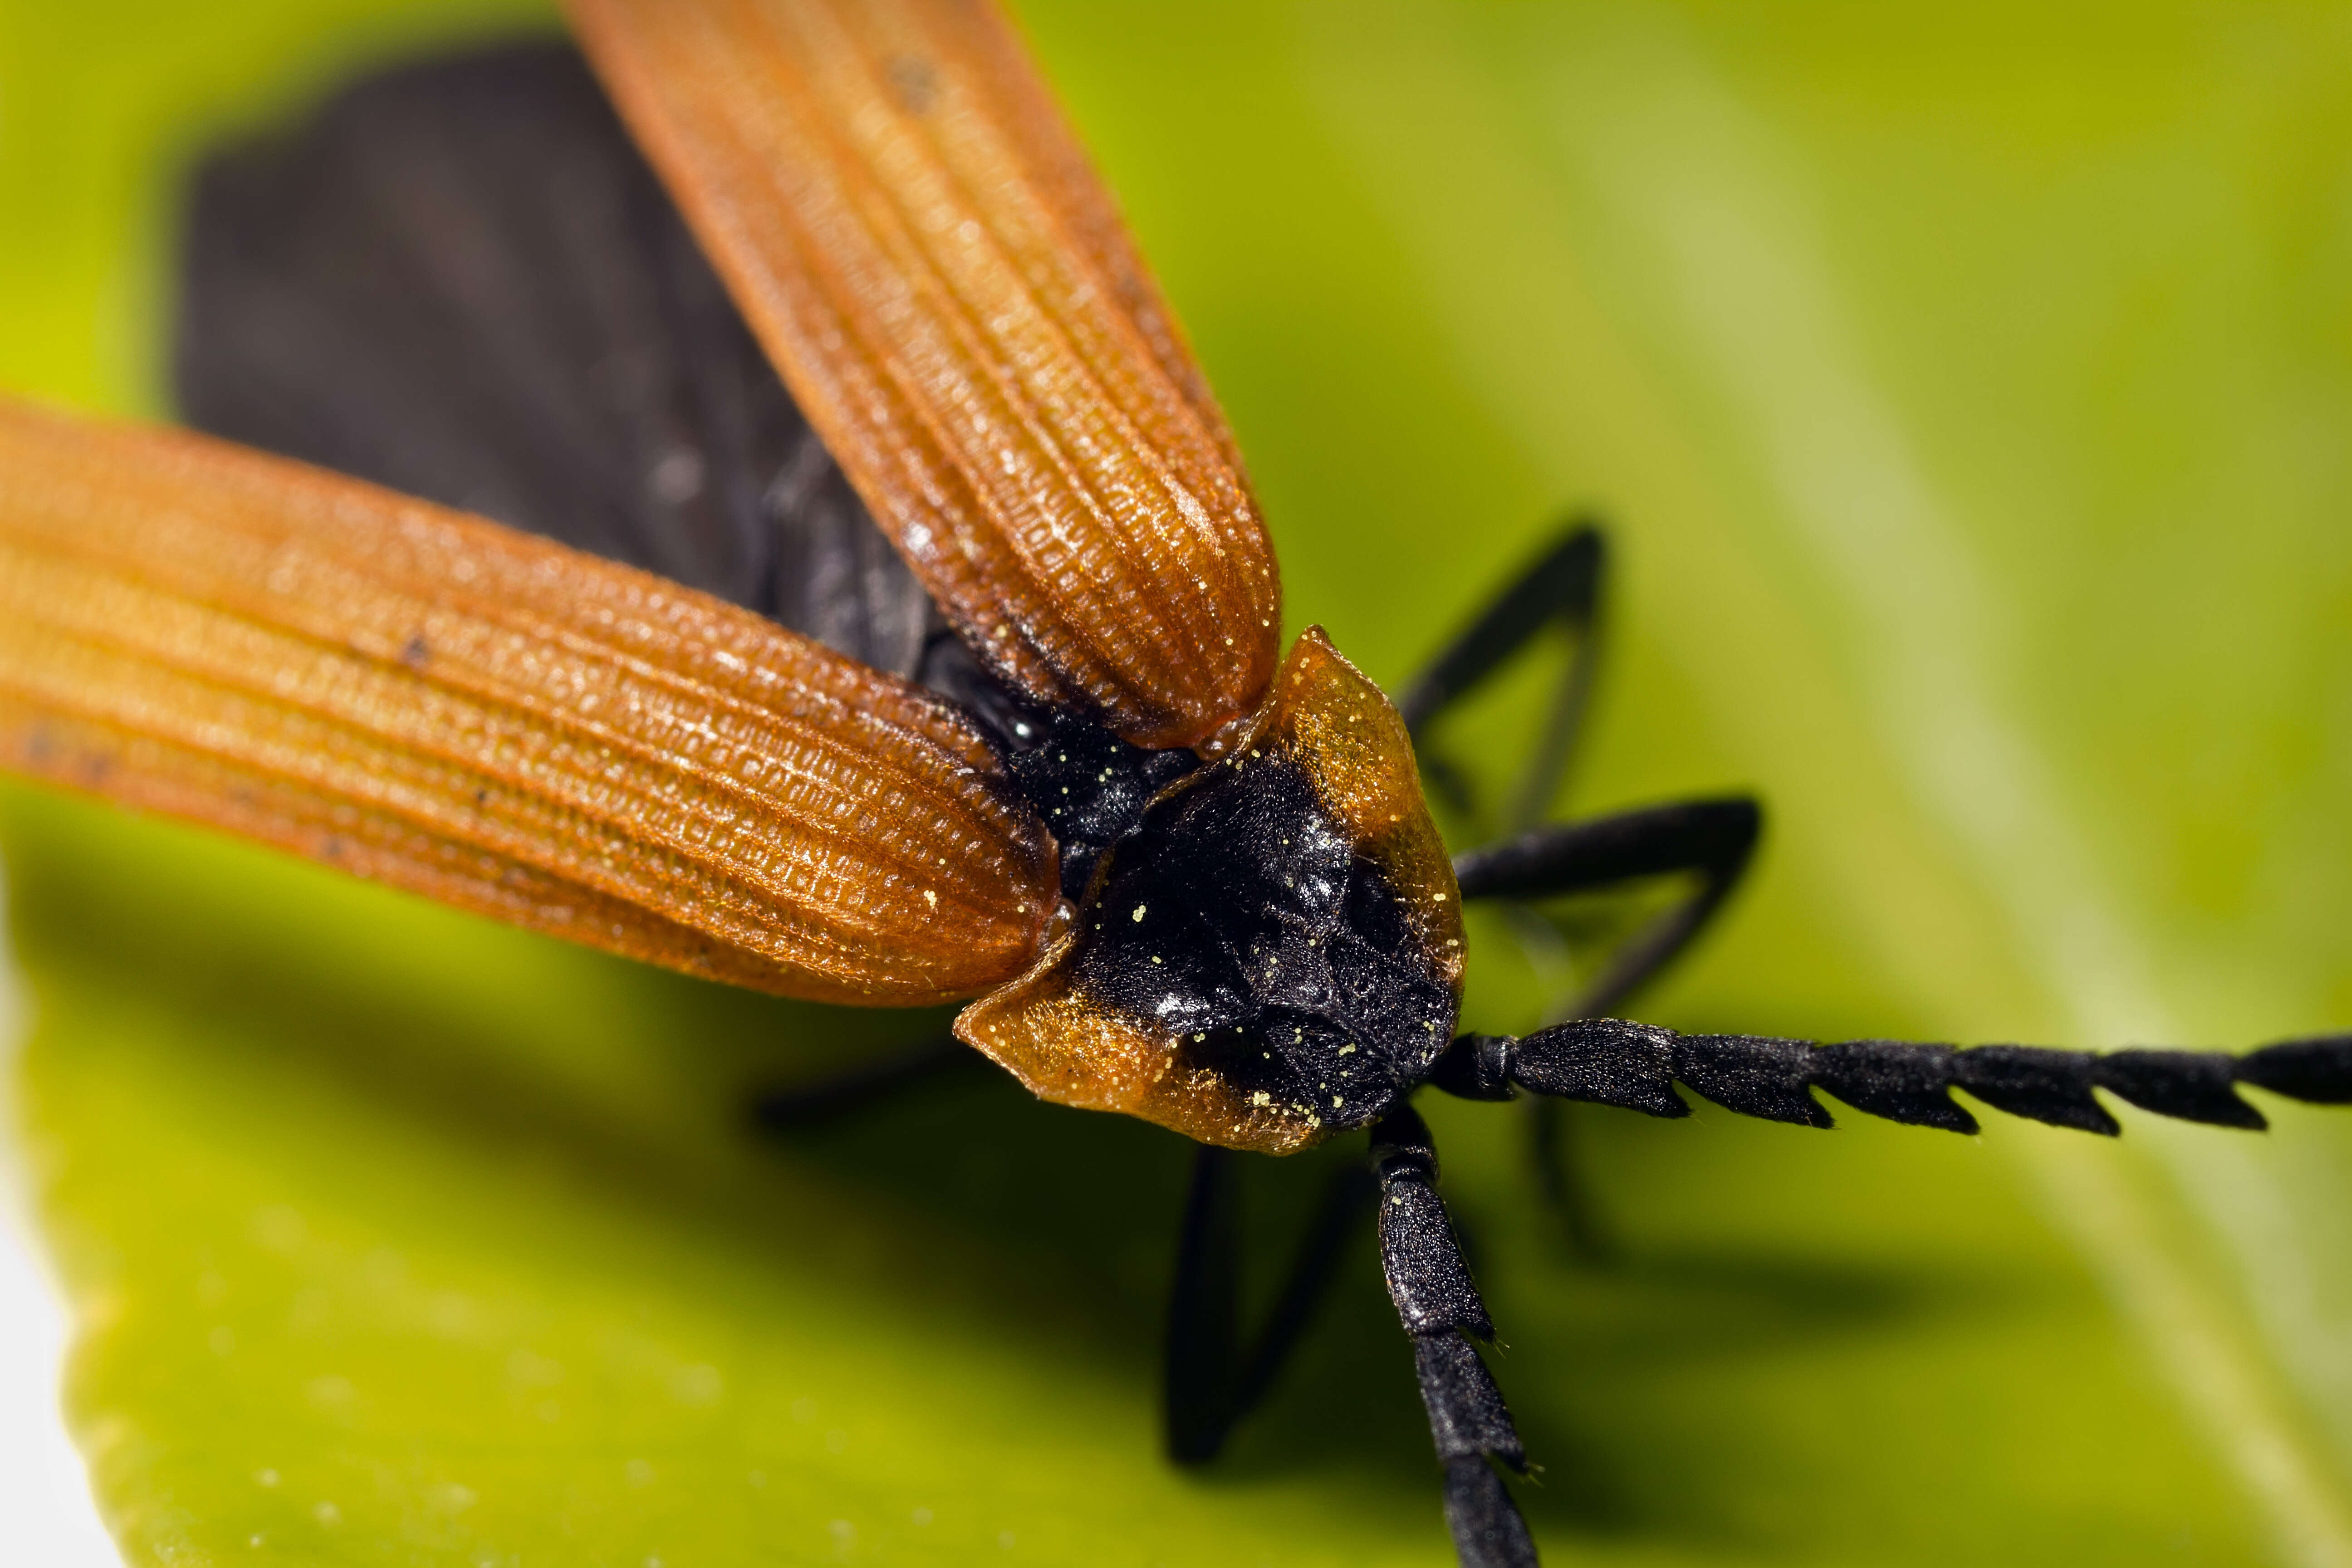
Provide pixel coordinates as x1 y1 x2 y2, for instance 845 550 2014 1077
6 1 2352 1563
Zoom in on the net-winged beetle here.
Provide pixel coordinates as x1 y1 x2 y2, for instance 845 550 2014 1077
0 5 2348 1564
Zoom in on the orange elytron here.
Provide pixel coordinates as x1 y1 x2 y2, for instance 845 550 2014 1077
0 397 1057 1004
8 5 2352 1566
573 0 1281 751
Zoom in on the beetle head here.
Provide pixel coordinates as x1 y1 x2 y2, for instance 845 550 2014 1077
956 628 1464 1153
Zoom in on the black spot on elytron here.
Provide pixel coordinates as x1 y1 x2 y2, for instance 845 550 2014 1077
887 54 939 115
400 632 430 668
1072 753 1457 1133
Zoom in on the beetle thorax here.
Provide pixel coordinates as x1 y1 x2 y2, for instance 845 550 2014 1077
956 628 1466 1154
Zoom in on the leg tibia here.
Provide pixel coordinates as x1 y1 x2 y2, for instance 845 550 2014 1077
1163 1147 1242 1464
1161 1146 1379 1465
1450 798 1762 1022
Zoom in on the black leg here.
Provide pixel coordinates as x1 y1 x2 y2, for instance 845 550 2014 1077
1401 524 1608 827
749 1035 987 1130
1526 1098 1616 1262
1401 527 1760 1015
1427 1019 2352 1136
1397 524 1603 750
1162 1145 1380 1464
1453 796 1761 1021
1371 1107 1541 1568
1455 798 1759 1261
1398 524 1603 830
1164 1147 1241 1463
1401 526 1758 1259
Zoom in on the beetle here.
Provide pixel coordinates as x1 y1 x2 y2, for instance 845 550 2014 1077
4 4 2352 1565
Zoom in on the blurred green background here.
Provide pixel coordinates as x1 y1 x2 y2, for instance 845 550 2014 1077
5 0 2352 1563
